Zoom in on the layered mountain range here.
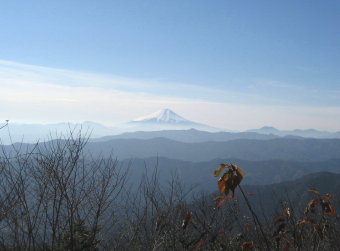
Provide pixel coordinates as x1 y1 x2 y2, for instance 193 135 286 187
248 126 340 138
1 108 339 144
1 108 340 196
1 109 340 205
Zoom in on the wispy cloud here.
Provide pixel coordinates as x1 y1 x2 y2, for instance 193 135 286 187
0 60 340 131
0 60 297 106
249 80 298 89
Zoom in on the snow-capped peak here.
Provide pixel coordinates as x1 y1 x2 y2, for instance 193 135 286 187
132 109 188 123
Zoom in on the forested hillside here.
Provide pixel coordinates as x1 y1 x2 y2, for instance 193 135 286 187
0 135 339 250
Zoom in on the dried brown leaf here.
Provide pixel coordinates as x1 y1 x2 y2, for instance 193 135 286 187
226 195 236 199
242 241 254 251
214 164 228 177
195 240 205 250
308 189 320 195
218 171 232 195
324 193 332 200
297 220 311 226
181 212 192 229
215 199 227 209
321 200 335 216
305 198 320 215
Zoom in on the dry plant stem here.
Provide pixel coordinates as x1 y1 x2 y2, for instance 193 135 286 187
0 122 8 130
238 184 271 250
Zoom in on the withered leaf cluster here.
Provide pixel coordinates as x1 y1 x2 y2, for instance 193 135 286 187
214 163 244 196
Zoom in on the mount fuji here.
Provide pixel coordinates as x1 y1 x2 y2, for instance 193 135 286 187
126 109 218 131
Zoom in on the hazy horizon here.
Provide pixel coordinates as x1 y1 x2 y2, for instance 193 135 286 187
1 1 339 131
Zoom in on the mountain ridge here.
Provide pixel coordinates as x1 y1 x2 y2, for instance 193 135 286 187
93 128 279 143
4 137 340 162
85 137 340 162
2 108 339 145
131 108 187 123
248 126 340 138
126 108 218 131
122 157 340 189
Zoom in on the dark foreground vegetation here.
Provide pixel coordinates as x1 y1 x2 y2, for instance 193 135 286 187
0 133 339 250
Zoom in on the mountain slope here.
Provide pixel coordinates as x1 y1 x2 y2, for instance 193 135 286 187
126 109 218 131
131 109 187 123
3 137 340 162
240 172 340 217
94 128 278 143
121 157 340 192
248 126 340 139
85 137 340 162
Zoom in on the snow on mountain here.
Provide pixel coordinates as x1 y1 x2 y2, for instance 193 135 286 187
132 109 188 123
127 108 218 131
0 109 219 144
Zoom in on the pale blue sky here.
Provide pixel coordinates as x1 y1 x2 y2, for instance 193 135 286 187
0 1 339 130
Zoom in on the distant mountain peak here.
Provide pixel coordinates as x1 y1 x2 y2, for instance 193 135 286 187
132 109 188 123
246 126 279 134
126 109 219 132
246 126 340 139
259 126 279 132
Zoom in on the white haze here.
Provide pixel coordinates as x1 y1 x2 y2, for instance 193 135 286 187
1 60 340 132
